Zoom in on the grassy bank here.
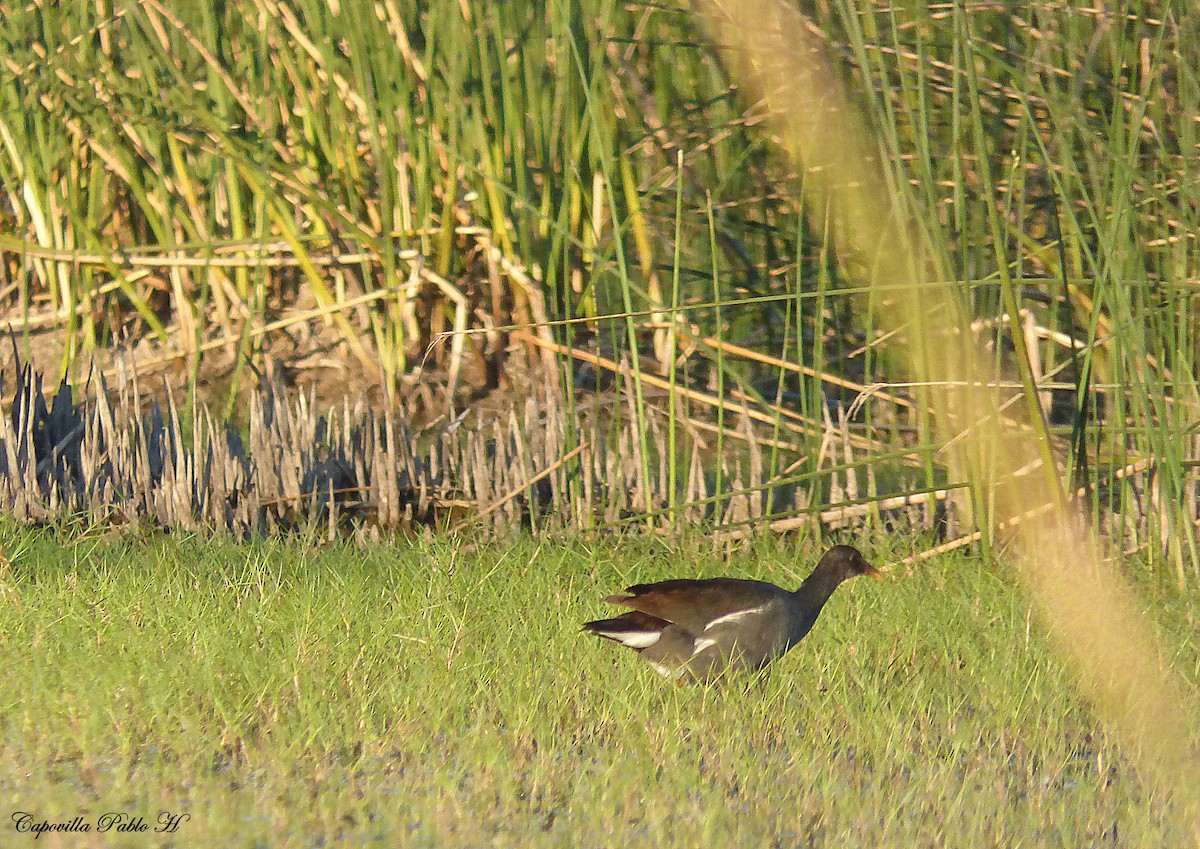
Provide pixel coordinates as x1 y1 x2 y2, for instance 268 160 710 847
1 527 1196 846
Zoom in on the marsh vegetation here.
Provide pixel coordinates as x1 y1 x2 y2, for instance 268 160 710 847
2 0 1199 844
2 530 1196 847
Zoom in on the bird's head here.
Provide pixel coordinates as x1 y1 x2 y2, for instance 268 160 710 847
819 544 882 582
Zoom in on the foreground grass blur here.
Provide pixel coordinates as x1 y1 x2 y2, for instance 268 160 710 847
1 527 1195 847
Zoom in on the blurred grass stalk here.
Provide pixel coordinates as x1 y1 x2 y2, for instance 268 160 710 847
697 0 1199 838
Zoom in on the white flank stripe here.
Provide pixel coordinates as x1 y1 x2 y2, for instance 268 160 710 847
704 602 769 631
689 637 718 658
597 629 660 649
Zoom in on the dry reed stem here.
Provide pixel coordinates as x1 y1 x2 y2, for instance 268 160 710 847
665 409 798 453
698 334 915 411
125 287 402 376
514 329 827 448
901 458 1157 566
701 0 1200 838
714 486 957 542
452 442 587 533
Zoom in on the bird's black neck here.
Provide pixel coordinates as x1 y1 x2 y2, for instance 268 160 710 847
795 568 843 611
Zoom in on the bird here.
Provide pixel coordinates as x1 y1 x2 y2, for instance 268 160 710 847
582 545 881 681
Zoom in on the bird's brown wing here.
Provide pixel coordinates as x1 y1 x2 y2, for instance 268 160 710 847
605 577 785 636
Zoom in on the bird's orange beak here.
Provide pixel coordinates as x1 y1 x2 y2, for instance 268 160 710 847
863 565 884 581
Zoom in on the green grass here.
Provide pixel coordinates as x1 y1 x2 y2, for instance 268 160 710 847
2 526 1195 847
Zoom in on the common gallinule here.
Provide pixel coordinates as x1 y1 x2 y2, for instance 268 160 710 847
583 545 880 681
